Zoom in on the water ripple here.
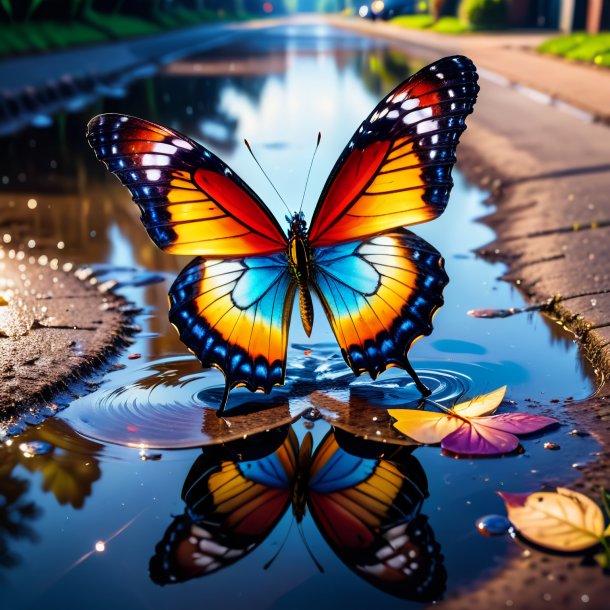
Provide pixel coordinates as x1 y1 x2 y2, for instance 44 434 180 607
62 346 510 450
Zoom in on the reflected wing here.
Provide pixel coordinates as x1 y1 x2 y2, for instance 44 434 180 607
307 431 446 601
149 428 298 585
312 230 447 379
86 114 287 257
169 254 296 395
308 56 478 247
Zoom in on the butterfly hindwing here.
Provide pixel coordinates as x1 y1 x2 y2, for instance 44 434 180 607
312 229 448 380
86 114 287 257
306 431 446 600
169 254 296 395
308 55 478 246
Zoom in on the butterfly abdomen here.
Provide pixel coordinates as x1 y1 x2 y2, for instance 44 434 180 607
288 235 314 337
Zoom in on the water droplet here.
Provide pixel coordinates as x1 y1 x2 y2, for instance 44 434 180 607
18 440 54 457
543 442 560 450
303 407 321 421
127 353 141 360
95 541 106 552
140 451 162 461
475 514 512 537
568 429 589 437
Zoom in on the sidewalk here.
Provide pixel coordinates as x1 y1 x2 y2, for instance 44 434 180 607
0 17 285 92
0 17 283 135
328 15 610 123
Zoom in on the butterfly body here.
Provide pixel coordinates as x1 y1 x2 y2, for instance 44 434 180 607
286 211 315 336
86 55 479 415
290 429 314 522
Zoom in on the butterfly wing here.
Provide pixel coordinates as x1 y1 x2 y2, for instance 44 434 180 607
169 253 296 399
86 114 287 257
311 229 447 380
306 431 446 600
150 428 298 585
308 55 478 247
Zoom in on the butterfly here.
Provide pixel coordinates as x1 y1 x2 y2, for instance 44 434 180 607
149 425 447 601
86 55 479 415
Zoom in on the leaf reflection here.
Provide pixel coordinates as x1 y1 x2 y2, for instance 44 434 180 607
150 425 446 601
0 418 104 570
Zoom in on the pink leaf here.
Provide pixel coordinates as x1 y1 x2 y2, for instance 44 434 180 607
473 413 558 435
441 421 520 455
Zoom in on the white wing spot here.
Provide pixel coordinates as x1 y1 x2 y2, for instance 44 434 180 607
142 153 170 166
401 98 420 111
386 109 399 119
152 142 177 154
145 169 161 181
403 106 433 125
417 119 439 134
436 72 444 79
172 138 193 150
394 92 407 104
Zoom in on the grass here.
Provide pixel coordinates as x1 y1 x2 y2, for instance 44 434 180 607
538 32 610 68
390 15 471 34
0 9 231 58
0 21 107 56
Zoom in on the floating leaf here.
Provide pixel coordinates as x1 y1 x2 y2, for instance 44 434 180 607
389 386 557 455
499 488 605 552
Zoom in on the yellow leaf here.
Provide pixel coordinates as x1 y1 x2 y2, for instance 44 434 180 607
499 487 604 552
453 386 507 418
604 523 610 538
387 409 461 444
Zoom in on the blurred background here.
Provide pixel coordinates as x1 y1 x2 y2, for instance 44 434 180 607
0 1 608 59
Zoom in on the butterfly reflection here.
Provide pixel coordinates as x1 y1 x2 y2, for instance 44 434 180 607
150 426 446 601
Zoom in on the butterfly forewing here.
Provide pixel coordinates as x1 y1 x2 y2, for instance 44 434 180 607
86 114 287 257
308 55 479 246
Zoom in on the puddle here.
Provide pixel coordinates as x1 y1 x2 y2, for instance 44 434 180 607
0 22 600 610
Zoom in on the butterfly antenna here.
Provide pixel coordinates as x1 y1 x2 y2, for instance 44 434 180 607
264 519 293 570
244 138 291 214
298 131 322 214
297 521 324 573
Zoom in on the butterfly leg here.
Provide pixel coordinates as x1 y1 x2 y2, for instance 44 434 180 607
404 359 431 397
216 382 230 417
